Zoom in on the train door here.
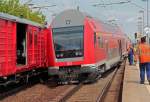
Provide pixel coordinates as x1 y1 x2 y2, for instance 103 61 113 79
105 40 109 60
16 23 27 65
118 40 122 57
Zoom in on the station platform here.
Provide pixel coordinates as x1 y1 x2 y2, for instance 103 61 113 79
122 62 150 102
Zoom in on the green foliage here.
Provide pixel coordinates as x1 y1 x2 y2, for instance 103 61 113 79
0 0 46 24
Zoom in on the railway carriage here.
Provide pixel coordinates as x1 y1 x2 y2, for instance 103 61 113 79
48 9 129 82
0 13 48 85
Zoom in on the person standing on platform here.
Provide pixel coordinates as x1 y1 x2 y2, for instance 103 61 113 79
138 36 150 84
133 45 138 65
128 45 134 65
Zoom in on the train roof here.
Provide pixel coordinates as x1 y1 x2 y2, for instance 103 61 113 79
0 12 43 27
51 9 123 35
51 9 85 28
91 18 123 34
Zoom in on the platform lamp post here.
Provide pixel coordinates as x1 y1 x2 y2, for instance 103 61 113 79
146 0 149 26
141 0 149 26
142 0 150 44
137 17 143 35
139 10 144 35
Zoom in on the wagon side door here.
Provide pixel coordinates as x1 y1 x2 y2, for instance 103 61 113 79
27 25 34 65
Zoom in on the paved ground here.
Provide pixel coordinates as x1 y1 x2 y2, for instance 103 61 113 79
122 62 150 102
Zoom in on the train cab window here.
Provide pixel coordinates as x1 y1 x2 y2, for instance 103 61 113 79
16 23 27 65
53 26 84 58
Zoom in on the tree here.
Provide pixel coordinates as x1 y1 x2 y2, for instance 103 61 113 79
0 0 45 24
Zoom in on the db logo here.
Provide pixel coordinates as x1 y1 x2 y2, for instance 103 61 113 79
67 62 72 65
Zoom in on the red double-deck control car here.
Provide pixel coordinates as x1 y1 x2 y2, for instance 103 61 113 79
47 9 130 82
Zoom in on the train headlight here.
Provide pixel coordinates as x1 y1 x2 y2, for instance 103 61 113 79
79 52 82 55
60 54 63 57
56 54 60 57
75 52 79 56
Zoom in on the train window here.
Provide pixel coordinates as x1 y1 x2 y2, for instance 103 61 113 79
98 36 103 48
94 32 96 46
16 23 27 65
52 26 84 58
105 40 108 53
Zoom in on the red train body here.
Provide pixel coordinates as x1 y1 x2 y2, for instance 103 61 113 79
47 9 129 82
0 13 48 85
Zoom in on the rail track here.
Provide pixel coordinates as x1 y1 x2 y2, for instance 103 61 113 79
0 60 126 102
0 74 80 102
0 83 77 102
96 61 125 102
0 77 40 100
63 60 126 102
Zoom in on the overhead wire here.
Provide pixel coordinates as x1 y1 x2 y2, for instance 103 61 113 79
93 0 150 12
126 0 147 10
93 0 131 7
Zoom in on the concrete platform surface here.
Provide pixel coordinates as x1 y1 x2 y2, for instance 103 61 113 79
122 62 150 102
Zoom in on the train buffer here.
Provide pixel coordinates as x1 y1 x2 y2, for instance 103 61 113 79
122 62 150 102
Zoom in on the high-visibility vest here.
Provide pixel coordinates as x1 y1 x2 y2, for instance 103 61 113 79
149 44 150 62
139 43 150 63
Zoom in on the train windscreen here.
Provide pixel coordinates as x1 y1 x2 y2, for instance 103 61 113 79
52 26 84 59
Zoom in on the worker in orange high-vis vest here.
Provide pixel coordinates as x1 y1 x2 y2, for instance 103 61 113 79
138 36 150 85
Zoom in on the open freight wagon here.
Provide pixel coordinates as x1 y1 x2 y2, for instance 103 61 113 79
0 13 48 85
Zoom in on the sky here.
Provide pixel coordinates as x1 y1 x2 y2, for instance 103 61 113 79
21 0 150 40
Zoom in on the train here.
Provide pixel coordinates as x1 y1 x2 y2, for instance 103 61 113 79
47 9 130 82
0 12 49 86
0 9 130 85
